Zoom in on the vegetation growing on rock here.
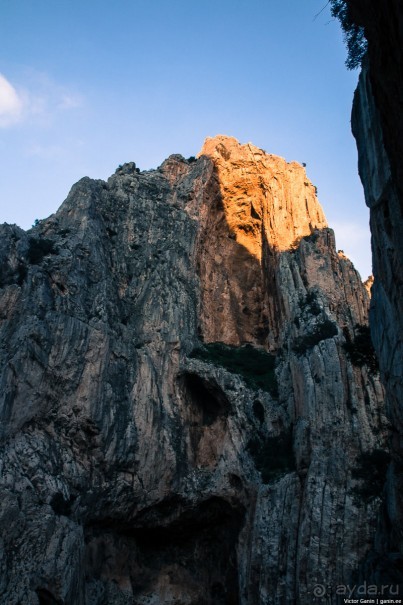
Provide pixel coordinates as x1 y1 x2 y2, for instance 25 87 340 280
247 430 295 483
352 449 390 502
190 342 278 397
27 237 56 265
343 324 379 374
293 319 338 355
330 0 367 69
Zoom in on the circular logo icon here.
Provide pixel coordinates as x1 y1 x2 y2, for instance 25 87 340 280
313 584 326 598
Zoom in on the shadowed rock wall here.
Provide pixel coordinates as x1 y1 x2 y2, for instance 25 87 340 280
346 0 403 586
0 137 388 604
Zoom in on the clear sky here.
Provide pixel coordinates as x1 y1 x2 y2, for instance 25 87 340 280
0 0 372 278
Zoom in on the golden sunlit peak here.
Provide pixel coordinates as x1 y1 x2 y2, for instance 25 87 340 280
197 135 328 259
198 135 273 163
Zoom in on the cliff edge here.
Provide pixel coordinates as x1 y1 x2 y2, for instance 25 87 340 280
0 136 388 604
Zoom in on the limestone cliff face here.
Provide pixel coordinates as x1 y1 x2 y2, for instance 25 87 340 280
0 136 388 604
352 66 403 436
195 136 327 347
346 0 403 583
199 136 327 257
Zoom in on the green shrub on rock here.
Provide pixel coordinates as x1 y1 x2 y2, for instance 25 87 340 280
293 319 338 355
247 430 295 483
343 324 378 374
27 237 56 265
352 449 390 502
190 342 278 397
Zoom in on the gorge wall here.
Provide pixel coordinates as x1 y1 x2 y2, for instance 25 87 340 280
0 136 389 604
346 0 403 585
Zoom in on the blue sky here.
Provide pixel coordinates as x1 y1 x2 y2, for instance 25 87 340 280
0 0 372 278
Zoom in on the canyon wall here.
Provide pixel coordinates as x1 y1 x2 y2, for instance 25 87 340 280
346 0 403 585
0 136 388 604
349 0 403 455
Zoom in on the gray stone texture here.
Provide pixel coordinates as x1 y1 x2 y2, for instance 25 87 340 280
0 143 388 604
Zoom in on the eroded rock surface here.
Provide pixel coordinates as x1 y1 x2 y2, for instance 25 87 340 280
346 0 403 585
0 136 388 604
194 136 327 348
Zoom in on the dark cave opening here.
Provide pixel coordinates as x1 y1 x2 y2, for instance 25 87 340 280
36 588 62 605
180 372 231 426
178 371 232 468
84 497 245 605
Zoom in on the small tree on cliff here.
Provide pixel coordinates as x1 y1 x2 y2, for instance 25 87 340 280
329 0 367 69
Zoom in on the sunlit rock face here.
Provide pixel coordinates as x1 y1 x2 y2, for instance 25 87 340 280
199 135 327 258
0 136 388 604
195 136 327 347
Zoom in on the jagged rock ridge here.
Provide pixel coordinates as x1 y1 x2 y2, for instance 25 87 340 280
0 136 388 604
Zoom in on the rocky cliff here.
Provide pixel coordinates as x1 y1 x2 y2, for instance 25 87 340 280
346 0 403 586
0 136 388 604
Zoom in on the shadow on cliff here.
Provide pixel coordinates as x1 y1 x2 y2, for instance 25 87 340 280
194 158 337 350
194 159 285 348
84 496 244 605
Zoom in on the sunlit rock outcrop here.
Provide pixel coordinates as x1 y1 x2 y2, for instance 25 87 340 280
195 136 327 347
199 135 327 258
0 136 388 604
